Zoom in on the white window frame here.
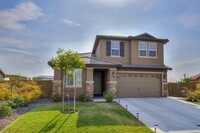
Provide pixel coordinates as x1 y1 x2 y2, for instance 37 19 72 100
138 42 157 58
66 69 82 87
139 42 148 57
148 43 157 58
111 41 120 57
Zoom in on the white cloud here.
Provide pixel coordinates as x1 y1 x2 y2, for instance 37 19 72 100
0 54 38 63
171 57 200 67
88 0 129 6
0 37 31 48
179 14 200 28
1 48 30 55
143 0 159 11
88 0 158 10
0 1 43 30
61 19 80 26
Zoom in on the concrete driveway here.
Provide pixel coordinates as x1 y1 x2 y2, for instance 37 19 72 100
119 97 200 133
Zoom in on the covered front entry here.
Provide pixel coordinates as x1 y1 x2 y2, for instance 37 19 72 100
117 73 162 97
93 70 106 96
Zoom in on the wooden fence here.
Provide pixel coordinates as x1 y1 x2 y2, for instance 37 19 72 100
168 81 199 97
36 80 53 98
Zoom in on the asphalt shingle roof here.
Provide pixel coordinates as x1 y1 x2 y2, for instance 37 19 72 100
80 53 172 70
80 53 121 67
191 74 200 80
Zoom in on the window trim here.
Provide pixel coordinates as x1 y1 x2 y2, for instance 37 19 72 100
138 41 157 58
148 43 157 58
139 42 148 57
66 69 82 87
110 41 120 57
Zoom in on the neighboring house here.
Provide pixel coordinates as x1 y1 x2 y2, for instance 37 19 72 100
50 33 172 99
191 74 200 82
33 75 53 80
0 68 5 81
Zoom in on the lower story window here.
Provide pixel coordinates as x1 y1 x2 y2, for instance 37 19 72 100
66 69 82 87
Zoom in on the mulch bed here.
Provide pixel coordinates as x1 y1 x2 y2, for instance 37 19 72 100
0 99 55 131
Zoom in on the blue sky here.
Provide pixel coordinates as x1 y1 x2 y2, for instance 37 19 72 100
0 0 200 82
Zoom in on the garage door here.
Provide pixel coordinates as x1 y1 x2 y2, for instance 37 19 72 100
117 73 162 97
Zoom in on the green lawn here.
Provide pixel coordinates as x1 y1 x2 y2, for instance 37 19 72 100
194 102 200 105
2 102 152 133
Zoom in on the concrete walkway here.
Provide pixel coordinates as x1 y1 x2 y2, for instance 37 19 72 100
119 97 200 133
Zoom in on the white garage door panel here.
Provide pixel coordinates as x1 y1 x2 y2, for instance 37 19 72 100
117 73 162 97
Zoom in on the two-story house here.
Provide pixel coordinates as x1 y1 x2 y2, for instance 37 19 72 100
51 33 172 99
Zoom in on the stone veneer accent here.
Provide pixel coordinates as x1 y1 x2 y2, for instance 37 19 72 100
53 80 62 95
85 81 94 99
106 81 117 95
163 83 168 97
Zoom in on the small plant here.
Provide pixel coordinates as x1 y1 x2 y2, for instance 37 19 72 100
0 103 13 118
103 91 115 103
51 93 62 102
79 94 90 102
7 97 28 108
182 84 200 102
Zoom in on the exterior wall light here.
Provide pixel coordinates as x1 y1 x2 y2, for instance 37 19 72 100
112 72 116 77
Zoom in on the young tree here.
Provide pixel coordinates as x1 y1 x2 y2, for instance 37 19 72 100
49 48 85 113
179 73 191 83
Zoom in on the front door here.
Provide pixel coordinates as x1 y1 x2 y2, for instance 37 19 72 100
94 72 102 96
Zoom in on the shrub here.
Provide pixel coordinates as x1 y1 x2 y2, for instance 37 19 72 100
17 80 42 102
103 91 115 103
79 94 90 102
7 97 29 108
0 103 13 118
182 84 200 102
0 82 11 100
51 93 62 102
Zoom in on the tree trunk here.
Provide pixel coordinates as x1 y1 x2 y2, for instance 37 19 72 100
74 74 76 112
61 70 65 113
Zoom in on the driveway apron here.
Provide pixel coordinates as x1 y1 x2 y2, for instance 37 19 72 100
119 97 200 133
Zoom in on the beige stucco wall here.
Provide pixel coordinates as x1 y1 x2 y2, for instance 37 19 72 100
95 39 164 66
96 39 131 64
54 69 62 80
131 40 164 65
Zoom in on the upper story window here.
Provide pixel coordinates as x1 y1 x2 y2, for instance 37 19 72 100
66 69 82 87
111 42 120 56
106 41 124 57
139 42 157 58
149 43 157 57
139 43 147 57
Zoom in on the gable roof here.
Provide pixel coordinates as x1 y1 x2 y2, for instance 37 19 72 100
92 33 169 54
191 74 200 80
80 53 121 67
134 33 156 39
0 68 5 76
